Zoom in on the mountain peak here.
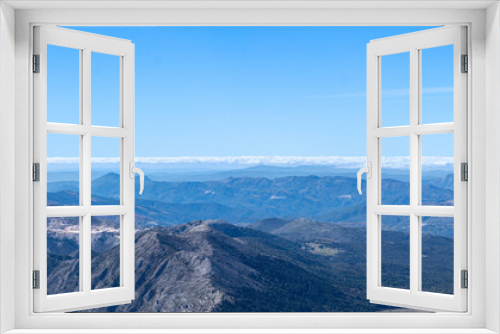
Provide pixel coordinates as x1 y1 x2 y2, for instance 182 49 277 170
94 172 153 183
97 172 120 180
251 218 292 233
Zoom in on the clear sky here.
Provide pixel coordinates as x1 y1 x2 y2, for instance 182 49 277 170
47 26 454 164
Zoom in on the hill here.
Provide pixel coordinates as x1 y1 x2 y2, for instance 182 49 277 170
250 218 291 233
47 219 453 312
49 220 384 312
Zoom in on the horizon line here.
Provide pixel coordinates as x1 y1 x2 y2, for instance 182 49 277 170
47 156 454 168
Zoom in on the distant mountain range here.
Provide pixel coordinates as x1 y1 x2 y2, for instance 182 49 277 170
48 164 453 183
145 165 422 183
47 172 455 237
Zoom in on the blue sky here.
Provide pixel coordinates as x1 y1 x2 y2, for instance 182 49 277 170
47 26 454 166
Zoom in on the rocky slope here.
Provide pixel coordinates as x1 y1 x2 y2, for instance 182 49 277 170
49 220 394 312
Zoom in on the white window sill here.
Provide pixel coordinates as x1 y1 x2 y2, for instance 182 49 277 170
4 329 498 334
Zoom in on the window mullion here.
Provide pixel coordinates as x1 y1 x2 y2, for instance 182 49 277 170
413 123 454 135
409 47 420 294
82 47 92 293
78 48 85 292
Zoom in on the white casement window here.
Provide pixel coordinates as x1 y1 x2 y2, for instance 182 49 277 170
4 3 498 332
32 24 468 314
361 26 468 312
33 26 142 312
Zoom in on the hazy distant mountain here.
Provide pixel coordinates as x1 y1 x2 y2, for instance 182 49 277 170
47 190 120 207
49 165 452 183
47 170 109 183
47 173 454 234
424 173 454 190
48 190 261 227
144 165 452 183
146 165 370 182
47 181 79 193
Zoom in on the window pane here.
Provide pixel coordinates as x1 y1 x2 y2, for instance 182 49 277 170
421 216 454 294
91 52 121 127
381 52 410 127
421 133 454 206
47 217 80 295
381 136 410 205
47 45 80 124
47 133 80 206
91 215 121 290
421 45 454 124
381 215 410 290
91 136 121 205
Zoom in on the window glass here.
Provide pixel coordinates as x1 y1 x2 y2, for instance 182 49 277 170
381 136 410 205
381 52 410 127
91 216 121 290
421 133 454 206
92 136 121 205
91 52 121 127
381 215 410 290
47 133 80 206
47 217 80 295
421 45 454 124
47 45 80 124
421 216 454 294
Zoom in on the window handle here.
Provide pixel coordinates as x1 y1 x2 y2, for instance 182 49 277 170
129 162 145 195
357 162 372 195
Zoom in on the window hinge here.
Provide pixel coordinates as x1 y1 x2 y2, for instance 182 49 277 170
461 270 468 289
461 54 468 73
461 162 468 182
33 163 40 182
33 54 40 73
33 270 40 289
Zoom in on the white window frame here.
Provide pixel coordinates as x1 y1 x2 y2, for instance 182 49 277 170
1 2 499 333
33 25 136 313
366 26 468 312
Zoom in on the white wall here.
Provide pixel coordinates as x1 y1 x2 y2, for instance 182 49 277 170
0 2 16 333
485 2 500 333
